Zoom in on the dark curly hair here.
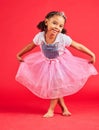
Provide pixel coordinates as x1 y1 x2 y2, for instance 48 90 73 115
37 11 67 34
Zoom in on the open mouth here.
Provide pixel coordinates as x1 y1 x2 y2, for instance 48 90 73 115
52 29 59 34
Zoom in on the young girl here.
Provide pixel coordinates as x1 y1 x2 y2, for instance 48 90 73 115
16 11 98 118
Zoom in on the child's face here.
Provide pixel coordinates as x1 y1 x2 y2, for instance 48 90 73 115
45 15 65 36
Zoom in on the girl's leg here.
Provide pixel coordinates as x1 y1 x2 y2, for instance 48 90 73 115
43 99 58 118
58 97 71 116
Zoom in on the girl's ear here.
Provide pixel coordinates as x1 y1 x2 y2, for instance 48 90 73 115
45 19 48 26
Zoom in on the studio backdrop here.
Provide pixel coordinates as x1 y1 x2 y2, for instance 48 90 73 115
0 0 99 103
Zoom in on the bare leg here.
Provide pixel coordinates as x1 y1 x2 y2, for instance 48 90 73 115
58 98 71 116
43 99 58 118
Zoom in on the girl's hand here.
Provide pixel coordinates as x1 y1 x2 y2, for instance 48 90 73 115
89 54 96 64
17 55 24 62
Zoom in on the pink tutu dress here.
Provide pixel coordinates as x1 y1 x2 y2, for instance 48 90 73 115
16 32 98 99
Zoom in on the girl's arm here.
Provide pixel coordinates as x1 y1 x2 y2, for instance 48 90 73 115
16 42 37 62
70 40 96 64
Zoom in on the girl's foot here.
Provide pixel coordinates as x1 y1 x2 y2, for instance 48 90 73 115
58 99 71 116
43 110 54 118
62 110 71 116
43 99 58 118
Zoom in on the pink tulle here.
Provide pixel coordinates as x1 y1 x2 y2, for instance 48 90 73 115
16 49 98 99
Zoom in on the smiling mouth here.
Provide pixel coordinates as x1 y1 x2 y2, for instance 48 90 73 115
52 29 59 33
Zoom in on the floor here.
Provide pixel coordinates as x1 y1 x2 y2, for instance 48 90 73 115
0 93 99 130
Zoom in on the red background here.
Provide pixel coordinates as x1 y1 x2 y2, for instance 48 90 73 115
0 0 99 106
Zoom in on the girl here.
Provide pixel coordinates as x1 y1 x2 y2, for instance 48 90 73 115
16 11 98 118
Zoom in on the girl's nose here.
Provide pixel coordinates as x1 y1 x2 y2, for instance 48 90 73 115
55 25 60 30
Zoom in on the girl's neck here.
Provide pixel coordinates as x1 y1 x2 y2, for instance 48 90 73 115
45 32 57 44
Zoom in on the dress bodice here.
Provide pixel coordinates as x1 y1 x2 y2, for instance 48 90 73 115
41 42 59 59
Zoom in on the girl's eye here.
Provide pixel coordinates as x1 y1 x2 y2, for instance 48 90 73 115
53 22 57 25
60 25 64 28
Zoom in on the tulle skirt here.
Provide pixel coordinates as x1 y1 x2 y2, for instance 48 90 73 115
15 49 98 99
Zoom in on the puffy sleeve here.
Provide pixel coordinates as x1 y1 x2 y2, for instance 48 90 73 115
33 32 42 45
62 34 72 47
